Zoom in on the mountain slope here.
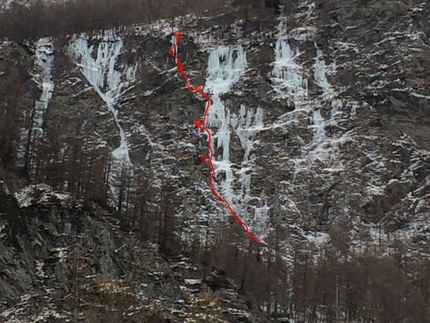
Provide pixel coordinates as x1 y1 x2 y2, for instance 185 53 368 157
0 0 429 321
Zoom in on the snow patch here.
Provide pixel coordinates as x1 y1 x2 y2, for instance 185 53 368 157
184 279 202 285
14 184 73 208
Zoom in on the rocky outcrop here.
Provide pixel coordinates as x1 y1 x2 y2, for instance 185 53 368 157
0 172 267 322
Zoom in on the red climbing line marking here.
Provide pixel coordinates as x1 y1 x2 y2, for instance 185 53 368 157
169 30 260 243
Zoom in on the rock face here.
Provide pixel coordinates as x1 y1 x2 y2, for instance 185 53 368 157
0 176 267 322
0 184 125 300
0 0 429 321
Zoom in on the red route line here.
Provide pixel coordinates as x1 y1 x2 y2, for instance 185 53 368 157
169 30 260 243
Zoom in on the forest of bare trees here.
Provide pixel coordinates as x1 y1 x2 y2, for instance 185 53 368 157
0 0 229 41
0 0 291 42
195 218 430 322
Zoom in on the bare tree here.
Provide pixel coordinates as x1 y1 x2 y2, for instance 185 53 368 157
0 67 23 168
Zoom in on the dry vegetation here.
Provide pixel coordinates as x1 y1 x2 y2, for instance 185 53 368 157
0 0 229 41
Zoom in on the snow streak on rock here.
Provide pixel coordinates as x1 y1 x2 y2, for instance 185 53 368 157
269 15 311 126
18 38 55 173
269 16 351 175
268 11 352 253
308 45 350 169
269 18 312 174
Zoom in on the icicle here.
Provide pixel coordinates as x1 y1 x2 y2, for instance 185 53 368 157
171 35 178 63
313 48 334 99
271 39 308 97
206 46 247 96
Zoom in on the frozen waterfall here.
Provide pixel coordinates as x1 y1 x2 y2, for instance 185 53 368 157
69 32 138 208
271 39 308 98
269 19 348 174
308 48 346 166
313 48 334 99
69 34 137 167
204 46 246 204
18 38 55 172
204 46 268 235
